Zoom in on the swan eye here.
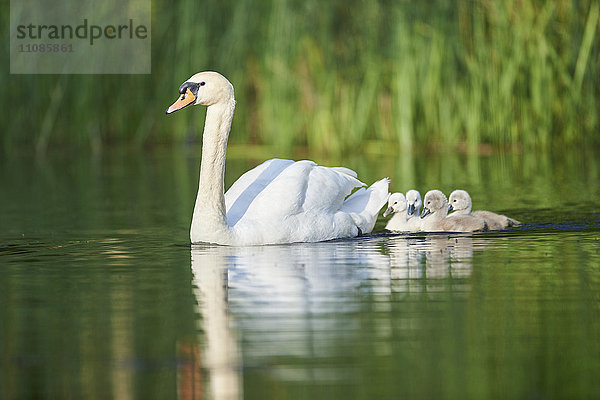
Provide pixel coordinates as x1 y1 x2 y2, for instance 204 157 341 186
181 94 186 100
200 81 206 86
393 201 397 205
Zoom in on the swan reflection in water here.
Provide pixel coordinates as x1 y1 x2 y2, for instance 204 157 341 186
186 246 244 400
185 233 489 399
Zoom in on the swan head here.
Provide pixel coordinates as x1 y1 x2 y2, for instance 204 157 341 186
405 189 422 216
448 189 472 213
420 190 448 218
166 71 235 114
383 192 407 217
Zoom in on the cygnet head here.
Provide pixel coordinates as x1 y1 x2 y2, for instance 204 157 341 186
383 192 407 217
420 190 449 218
405 190 422 216
166 71 235 114
448 189 472 213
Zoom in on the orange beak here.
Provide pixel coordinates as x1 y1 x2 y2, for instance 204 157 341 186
166 88 196 114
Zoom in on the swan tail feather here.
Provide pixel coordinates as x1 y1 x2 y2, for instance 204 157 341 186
342 178 390 234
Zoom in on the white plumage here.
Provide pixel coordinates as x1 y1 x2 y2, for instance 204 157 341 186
167 71 389 245
225 158 389 244
383 192 422 232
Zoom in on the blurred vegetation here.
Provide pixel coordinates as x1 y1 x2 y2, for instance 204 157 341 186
1 0 599 155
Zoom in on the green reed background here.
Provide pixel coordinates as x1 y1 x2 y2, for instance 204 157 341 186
1 0 599 154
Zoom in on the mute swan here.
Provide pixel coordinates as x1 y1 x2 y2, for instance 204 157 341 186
383 192 421 232
166 71 389 245
420 190 487 232
448 189 520 229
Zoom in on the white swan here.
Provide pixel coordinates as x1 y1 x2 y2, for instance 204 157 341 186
383 192 421 232
166 71 390 245
448 189 521 230
420 190 487 232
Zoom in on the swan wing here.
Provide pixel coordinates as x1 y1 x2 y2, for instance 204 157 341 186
329 166 358 178
225 158 296 226
227 159 364 222
225 159 378 244
342 178 390 233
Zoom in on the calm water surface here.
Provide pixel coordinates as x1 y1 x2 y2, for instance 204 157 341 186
1 147 599 400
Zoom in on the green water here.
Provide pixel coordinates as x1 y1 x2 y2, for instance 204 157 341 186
1 148 599 400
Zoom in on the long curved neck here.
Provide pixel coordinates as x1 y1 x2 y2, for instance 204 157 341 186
191 98 236 244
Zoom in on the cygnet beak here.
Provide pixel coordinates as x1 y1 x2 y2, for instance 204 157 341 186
420 207 431 219
383 206 394 217
448 204 454 212
407 204 415 215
